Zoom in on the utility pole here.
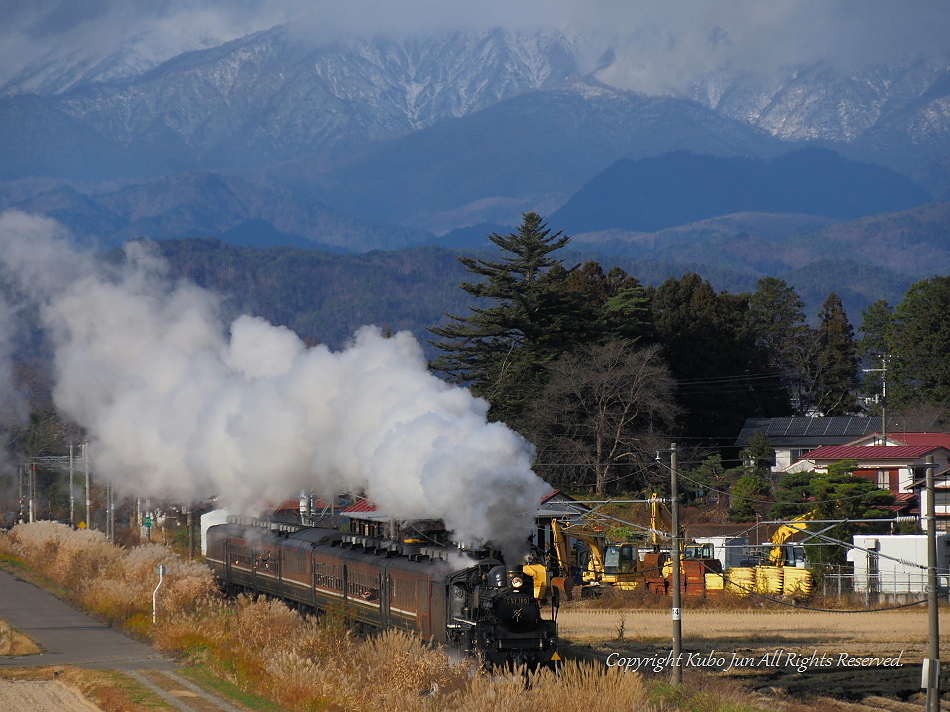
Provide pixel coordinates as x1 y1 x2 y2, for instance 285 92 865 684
106 480 114 542
83 442 90 528
29 462 35 523
670 443 682 685
863 355 888 444
69 443 75 526
187 504 195 560
17 463 24 524
924 455 941 711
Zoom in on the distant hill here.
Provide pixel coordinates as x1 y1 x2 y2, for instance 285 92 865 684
7 172 432 252
551 148 933 234
146 203 943 351
152 239 473 349
571 202 950 280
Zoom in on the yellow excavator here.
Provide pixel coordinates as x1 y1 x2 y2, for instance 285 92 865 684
723 511 815 598
549 517 641 595
767 511 814 567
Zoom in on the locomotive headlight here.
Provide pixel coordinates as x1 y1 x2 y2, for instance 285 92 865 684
511 575 524 589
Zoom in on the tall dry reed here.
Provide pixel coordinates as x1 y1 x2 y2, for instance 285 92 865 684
0 522 216 628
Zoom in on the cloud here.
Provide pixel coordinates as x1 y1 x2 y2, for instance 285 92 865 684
2 1 947 94
577 1 950 93
0 210 548 556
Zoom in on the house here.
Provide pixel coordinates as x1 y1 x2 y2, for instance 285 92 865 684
782 444 950 493
274 495 344 527
843 431 950 451
779 436 950 530
735 417 884 474
849 533 950 596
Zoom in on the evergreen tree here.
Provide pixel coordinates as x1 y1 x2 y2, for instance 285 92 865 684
748 276 816 414
813 292 860 415
857 299 894 364
428 213 586 427
563 263 652 343
650 273 785 440
683 453 741 509
889 276 950 411
857 299 894 414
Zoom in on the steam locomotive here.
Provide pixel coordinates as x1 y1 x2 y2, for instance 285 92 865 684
205 516 559 668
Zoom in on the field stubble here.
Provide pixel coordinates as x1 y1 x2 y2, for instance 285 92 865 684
559 602 950 707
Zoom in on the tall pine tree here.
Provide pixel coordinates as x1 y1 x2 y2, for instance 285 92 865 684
813 292 860 415
428 213 587 428
748 277 818 415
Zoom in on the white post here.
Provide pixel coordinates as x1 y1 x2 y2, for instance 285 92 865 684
153 565 167 624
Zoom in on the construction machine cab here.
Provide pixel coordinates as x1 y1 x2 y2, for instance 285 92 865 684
683 542 714 560
603 543 638 575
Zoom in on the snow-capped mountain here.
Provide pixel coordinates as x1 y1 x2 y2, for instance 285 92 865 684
4 25 950 168
1 23 948 239
688 59 950 171
17 27 581 167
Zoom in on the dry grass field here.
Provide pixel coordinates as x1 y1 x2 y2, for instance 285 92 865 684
0 666 173 712
560 606 941 652
557 603 950 708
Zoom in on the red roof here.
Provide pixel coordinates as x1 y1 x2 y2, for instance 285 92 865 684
540 489 567 503
342 498 378 514
870 492 917 513
889 432 950 449
846 432 950 449
804 445 938 461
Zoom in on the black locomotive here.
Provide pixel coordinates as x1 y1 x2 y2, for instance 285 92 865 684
205 516 558 668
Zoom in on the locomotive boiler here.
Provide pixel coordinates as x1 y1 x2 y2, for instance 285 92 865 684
205 516 559 668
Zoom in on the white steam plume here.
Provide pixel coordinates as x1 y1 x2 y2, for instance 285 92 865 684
0 211 549 555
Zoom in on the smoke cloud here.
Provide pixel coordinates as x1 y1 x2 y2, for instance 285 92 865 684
0 210 548 554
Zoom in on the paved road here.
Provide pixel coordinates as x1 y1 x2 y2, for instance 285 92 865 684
0 569 176 670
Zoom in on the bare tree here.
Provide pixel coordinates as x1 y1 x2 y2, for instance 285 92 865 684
528 341 679 496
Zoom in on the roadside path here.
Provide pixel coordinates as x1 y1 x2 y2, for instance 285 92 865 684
0 568 174 670
0 568 252 711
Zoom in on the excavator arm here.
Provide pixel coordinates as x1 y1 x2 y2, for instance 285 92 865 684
768 510 816 566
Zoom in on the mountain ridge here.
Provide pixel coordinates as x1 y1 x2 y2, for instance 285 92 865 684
550 148 933 234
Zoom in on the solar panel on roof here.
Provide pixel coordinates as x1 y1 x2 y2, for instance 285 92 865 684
773 418 794 436
823 418 849 436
